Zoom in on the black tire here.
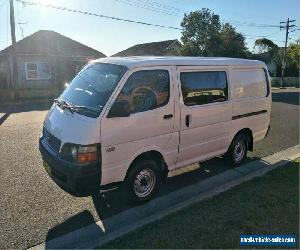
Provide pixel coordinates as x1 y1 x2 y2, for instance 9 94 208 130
225 133 248 166
126 159 162 203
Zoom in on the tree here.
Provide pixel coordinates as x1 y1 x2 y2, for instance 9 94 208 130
180 8 249 57
254 38 299 77
287 39 300 73
254 38 282 76
254 38 278 52
181 9 221 56
219 23 249 57
254 38 280 62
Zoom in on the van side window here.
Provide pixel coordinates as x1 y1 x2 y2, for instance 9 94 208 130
231 69 268 99
180 71 228 106
116 70 170 114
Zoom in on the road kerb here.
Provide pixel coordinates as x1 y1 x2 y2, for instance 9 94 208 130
30 145 300 249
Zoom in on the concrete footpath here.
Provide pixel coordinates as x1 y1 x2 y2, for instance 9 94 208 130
31 145 300 249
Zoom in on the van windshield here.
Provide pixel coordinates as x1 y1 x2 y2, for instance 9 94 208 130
59 63 127 117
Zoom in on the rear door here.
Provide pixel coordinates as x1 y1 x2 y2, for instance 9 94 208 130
176 66 232 168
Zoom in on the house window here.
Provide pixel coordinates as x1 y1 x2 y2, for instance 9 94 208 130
25 63 51 80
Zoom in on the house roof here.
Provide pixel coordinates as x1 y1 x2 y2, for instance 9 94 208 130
113 39 181 57
92 56 266 69
0 30 106 58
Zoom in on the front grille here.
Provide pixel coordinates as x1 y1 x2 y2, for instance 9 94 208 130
43 127 61 153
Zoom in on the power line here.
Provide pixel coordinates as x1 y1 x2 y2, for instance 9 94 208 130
16 0 183 30
245 37 285 43
116 0 281 28
114 0 183 17
142 0 184 13
243 34 273 38
244 31 286 40
118 0 184 15
117 0 281 28
221 18 280 28
15 0 288 43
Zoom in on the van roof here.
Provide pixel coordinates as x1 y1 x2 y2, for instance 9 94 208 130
92 56 266 69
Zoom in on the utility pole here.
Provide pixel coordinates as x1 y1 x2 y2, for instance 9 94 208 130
9 0 19 100
280 18 296 88
18 21 27 39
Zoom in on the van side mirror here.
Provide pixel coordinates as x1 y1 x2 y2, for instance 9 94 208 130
107 100 130 118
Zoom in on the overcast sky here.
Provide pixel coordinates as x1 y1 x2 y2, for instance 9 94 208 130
0 0 299 56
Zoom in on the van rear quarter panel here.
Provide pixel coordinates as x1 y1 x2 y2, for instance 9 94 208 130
230 67 271 143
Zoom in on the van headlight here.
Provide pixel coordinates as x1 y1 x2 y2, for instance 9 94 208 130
60 143 98 164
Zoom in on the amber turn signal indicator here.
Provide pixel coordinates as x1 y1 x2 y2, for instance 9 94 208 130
77 151 97 163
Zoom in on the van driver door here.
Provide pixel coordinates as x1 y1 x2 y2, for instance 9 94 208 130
100 67 178 185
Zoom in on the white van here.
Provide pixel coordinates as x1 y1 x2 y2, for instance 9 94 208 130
39 56 271 202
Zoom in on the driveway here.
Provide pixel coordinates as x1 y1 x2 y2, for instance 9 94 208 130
0 89 299 248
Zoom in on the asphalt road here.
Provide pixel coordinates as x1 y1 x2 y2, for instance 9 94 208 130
0 89 299 249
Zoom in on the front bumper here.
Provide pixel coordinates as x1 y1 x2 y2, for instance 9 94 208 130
39 138 101 197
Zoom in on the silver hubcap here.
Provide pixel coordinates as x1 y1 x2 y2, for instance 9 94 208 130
233 141 246 162
133 168 156 198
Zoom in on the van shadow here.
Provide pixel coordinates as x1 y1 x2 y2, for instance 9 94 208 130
44 155 261 248
272 91 299 105
46 210 96 242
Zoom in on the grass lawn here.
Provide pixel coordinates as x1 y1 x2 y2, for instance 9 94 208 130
101 159 299 249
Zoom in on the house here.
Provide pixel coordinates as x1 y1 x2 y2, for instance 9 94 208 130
0 30 105 90
113 39 182 57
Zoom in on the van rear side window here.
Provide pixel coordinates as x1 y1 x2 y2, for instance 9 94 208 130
180 71 228 106
231 69 268 99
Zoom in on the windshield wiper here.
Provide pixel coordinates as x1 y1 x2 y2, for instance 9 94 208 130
72 105 100 115
54 98 69 107
54 98 76 113
54 98 100 115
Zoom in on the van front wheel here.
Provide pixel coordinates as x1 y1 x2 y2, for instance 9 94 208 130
126 159 161 203
226 134 248 166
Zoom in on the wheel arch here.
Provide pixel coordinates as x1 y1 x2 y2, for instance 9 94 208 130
231 128 254 151
124 149 168 182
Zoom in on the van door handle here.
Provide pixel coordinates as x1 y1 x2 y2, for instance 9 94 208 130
186 114 191 127
163 114 173 119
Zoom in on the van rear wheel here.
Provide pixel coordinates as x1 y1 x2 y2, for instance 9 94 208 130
226 134 248 166
126 159 161 203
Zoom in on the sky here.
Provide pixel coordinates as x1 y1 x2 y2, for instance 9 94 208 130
0 0 299 56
